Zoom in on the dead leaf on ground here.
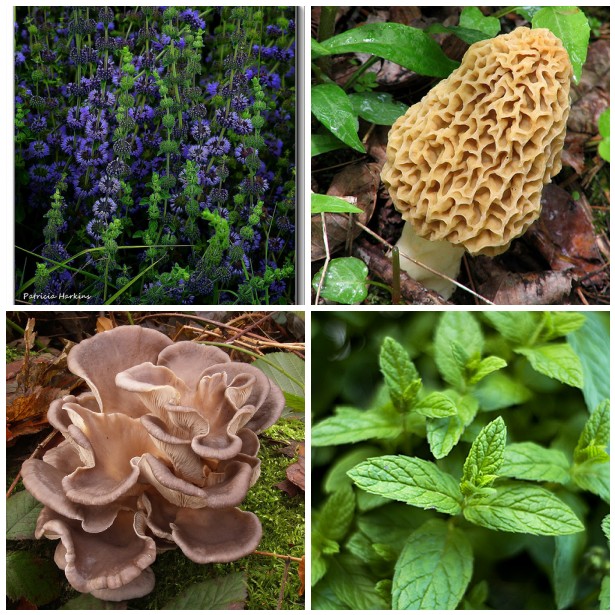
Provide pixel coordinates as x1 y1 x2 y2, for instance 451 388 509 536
96 316 115 332
311 163 380 260
297 555 305 597
275 443 305 496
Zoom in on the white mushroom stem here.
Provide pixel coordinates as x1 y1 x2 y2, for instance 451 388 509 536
394 223 465 299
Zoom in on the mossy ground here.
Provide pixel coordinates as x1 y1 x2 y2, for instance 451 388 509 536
7 417 305 610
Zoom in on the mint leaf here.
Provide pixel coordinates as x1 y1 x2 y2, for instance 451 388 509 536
463 483 584 536
392 519 473 610
312 405 402 446
501 442 571 484
324 445 382 493
568 313 610 413
516 344 584 388
574 400 610 464
468 355 507 385
427 392 478 459
434 312 483 389
348 455 462 514
327 556 388 610
357 503 430 547
602 514 610 545
542 312 586 340
379 337 421 411
462 416 506 489
572 459 609 503
312 551 329 587
483 312 539 345
413 391 457 418
318 486 356 543
474 371 532 411
600 576 610 610
554 531 586 609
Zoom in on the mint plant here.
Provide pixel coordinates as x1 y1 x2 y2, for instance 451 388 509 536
312 311 610 609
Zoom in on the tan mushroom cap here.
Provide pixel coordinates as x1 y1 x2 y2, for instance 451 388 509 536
381 27 572 256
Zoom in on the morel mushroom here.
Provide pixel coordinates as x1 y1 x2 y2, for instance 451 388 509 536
21 326 285 600
381 27 572 298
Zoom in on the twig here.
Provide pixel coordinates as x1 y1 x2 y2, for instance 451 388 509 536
277 557 291 610
315 212 330 304
253 550 302 563
225 312 272 344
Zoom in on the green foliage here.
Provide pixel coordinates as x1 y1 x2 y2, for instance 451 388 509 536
312 257 369 304
311 193 362 214
7 551 62 606
6 490 42 540
312 311 609 609
598 107 610 162
160 571 247 609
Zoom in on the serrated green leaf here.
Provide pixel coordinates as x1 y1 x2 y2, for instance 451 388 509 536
532 6 590 83
468 355 507 385
427 392 478 459
568 312 610 412
554 530 586 609
483 312 539 345
311 193 363 214
462 417 507 488
602 514 610 545
253 352 304 396
312 257 369 304
161 572 247 609
379 337 420 411
346 531 386 566
327 556 389 610
348 455 462 514
312 83 365 152
6 490 43 540
474 371 532 411
318 485 355 542
501 442 571 484
463 483 584 536
516 343 584 388
311 551 328 587
600 575 610 609
574 400 610 464
572 459 610 503
542 312 586 340
357 503 431 547
348 92 408 125
413 391 457 418
6 551 61 606
324 445 382 493
312 405 402 446
434 312 483 389
392 519 473 610
319 22 459 78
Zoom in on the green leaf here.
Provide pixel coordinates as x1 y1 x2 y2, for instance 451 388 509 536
542 312 586 340
554 530 586 609
317 486 356 542
252 351 305 411
348 92 408 125
327 556 389 610
463 483 584 536
462 416 507 488
312 83 365 152
516 344 584 388
501 442 571 484
319 22 459 78
425 22 495 45
348 455 462 514
413 391 457 418
311 132 345 157
602 514 610 545
532 6 590 83
161 572 247 609
600 575 610 609
324 445 382 493
434 312 483 389
598 108 610 162
312 405 402 446
6 490 43 540
311 552 329 587
379 337 420 411
459 6 501 37
311 193 363 214
515 6 543 21
568 312 610 412
357 503 431 547
311 37 330 59
6 551 61 606
572 458 609 503
474 371 532 411
392 519 473 610
574 400 610 464
483 312 539 345
60 595 130 609
468 355 508 385
427 392 478 459
312 257 369 304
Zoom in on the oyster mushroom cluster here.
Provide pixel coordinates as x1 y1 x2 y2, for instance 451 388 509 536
21 326 285 601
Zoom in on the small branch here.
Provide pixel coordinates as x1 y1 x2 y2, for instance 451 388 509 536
253 550 302 563
276 557 291 610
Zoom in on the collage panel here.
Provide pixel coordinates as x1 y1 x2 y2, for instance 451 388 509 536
15 6 297 306
6 310 305 609
312 310 610 609
311 6 610 306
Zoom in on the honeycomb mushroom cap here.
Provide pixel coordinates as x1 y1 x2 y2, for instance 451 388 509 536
381 27 572 256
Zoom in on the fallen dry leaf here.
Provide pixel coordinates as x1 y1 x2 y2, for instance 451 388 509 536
275 442 305 496
96 316 115 332
297 555 305 597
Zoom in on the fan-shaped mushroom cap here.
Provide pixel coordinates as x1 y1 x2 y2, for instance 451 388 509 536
382 27 572 256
